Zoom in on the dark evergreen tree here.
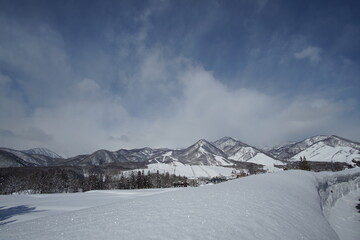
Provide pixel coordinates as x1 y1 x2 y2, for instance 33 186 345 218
299 157 311 171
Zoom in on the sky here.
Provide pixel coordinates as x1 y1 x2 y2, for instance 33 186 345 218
0 0 359 157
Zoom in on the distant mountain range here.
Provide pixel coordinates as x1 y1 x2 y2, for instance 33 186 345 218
1 135 359 172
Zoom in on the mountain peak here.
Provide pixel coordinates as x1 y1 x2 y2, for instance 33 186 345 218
217 136 236 141
195 139 210 146
307 135 330 142
213 136 250 154
171 139 228 165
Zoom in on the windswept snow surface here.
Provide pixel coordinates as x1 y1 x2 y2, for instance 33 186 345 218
1 169 360 240
0 189 176 225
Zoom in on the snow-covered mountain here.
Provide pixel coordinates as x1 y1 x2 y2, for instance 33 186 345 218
116 147 169 163
266 135 360 165
212 137 248 154
290 135 360 164
0 149 29 167
0 147 64 167
67 148 170 166
22 148 63 159
2 135 358 171
70 149 124 166
268 135 330 160
212 137 284 170
213 137 252 158
150 139 231 166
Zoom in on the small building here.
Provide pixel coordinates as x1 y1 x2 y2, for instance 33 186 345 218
210 176 227 184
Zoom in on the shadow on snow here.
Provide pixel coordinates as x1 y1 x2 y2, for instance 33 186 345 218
0 205 45 225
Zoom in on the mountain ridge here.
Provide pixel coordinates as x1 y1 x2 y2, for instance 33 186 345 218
22 148 63 159
1 135 359 169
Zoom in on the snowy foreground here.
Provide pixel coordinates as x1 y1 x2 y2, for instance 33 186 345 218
1 169 359 240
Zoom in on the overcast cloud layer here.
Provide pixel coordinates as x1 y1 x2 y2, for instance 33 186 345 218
0 0 359 157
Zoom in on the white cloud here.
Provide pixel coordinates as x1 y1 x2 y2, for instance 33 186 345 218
29 79 135 156
139 66 356 148
294 46 322 65
0 3 359 156
0 45 358 156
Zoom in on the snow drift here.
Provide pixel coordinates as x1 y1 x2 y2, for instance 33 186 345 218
316 168 360 217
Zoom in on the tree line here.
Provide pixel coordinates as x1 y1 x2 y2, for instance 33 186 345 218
0 167 189 195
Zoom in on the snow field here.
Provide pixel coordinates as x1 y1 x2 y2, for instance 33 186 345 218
130 162 236 178
328 188 360 240
0 189 177 225
126 155 283 180
2 169 359 240
246 153 284 172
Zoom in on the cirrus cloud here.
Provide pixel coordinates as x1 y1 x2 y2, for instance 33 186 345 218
294 46 322 65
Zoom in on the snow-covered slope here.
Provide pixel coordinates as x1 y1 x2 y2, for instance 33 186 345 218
268 135 360 165
1 169 359 240
22 148 63 159
0 148 60 167
116 147 168 163
0 147 66 167
151 139 232 166
0 188 177 225
132 162 237 179
0 148 43 166
213 136 256 160
212 137 248 154
291 140 360 164
67 148 170 166
72 149 127 166
246 153 284 172
228 146 258 161
213 137 283 170
0 150 29 167
269 135 330 160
